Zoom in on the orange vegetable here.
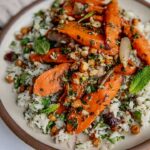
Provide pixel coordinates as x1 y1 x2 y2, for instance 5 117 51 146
67 73 123 134
114 60 137 75
29 48 74 63
58 21 104 49
33 63 70 96
123 23 150 65
86 5 104 13
73 0 104 5
93 15 103 22
105 0 121 49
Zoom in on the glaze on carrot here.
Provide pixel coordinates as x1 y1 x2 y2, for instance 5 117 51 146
86 5 104 13
123 23 150 65
33 63 70 96
67 73 123 134
58 21 104 49
30 48 74 63
105 0 121 49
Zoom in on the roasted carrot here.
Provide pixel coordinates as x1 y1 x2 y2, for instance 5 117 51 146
73 0 104 5
33 63 70 96
67 73 123 133
58 21 104 49
29 48 74 63
114 60 137 75
123 23 150 65
93 15 104 22
105 0 121 49
86 5 104 13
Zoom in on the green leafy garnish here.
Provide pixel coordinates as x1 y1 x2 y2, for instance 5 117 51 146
40 104 59 114
46 121 54 132
41 97 51 108
85 85 96 94
108 136 125 144
129 66 150 94
14 73 29 88
34 37 50 55
133 111 142 122
21 37 30 46
78 11 95 23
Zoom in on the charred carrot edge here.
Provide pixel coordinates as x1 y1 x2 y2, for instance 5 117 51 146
29 48 74 63
33 63 70 96
67 73 123 134
105 0 121 49
58 21 104 49
114 60 137 75
123 23 150 65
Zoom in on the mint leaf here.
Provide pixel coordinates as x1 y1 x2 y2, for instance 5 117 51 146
40 104 59 114
129 66 150 94
41 97 51 108
34 37 50 55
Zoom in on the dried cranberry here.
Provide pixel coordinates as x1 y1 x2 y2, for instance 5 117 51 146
103 112 120 127
4 51 18 62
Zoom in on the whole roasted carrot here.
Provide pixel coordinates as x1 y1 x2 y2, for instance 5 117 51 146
33 63 70 96
29 48 74 63
123 23 150 65
105 0 121 49
66 73 122 134
58 21 104 49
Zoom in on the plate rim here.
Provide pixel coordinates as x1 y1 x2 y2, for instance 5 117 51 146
0 0 149 150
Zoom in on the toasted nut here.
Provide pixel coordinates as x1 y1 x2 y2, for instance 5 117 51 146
90 133 100 147
130 125 140 135
5 75 14 83
92 138 100 147
89 69 98 76
15 34 23 40
48 114 57 121
19 85 25 93
88 59 95 67
90 48 97 54
72 99 82 108
20 27 30 35
51 126 58 136
15 59 23 67
79 61 89 72
132 18 140 26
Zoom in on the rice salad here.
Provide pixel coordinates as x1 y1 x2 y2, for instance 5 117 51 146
4 0 150 150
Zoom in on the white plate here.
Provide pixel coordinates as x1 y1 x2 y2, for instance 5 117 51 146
0 0 150 150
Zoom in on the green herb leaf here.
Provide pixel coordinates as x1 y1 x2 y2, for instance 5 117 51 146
21 37 30 46
78 11 95 23
40 104 59 114
133 111 142 122
46 121 54 132
41 97 51 108
34 37 50 55
129 66 150 94
14 73 29 89
85 85 96 94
